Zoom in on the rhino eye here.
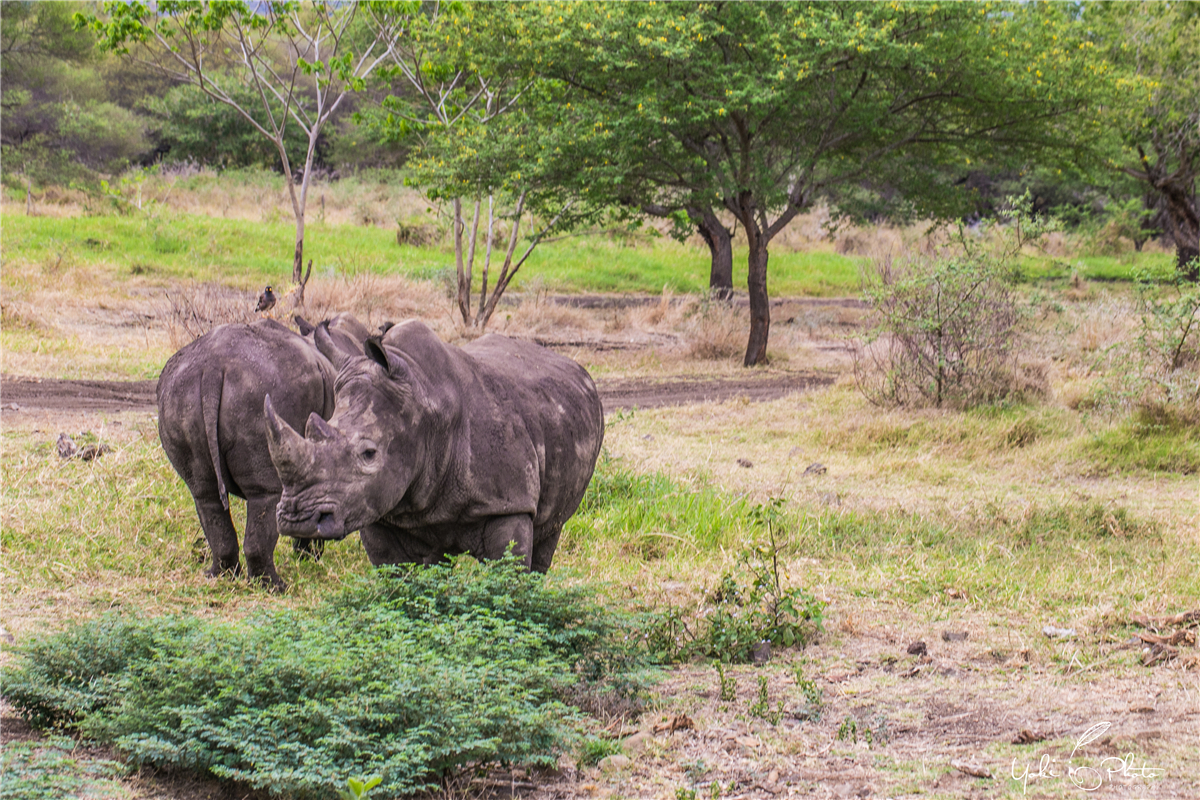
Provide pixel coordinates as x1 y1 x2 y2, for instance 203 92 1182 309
361 447 378 462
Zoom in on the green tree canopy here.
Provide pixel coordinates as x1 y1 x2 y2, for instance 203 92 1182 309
1096 1 1200 279
495 1 1107 365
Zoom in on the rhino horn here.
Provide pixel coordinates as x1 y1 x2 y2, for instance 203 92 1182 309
264 394 316 481
314 321 354 370
305 411 338 443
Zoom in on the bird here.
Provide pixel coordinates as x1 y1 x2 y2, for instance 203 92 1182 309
255 285 276 313
56 433 77 459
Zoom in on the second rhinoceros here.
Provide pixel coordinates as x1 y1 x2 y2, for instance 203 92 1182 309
264 319 604 571
157 314 373 591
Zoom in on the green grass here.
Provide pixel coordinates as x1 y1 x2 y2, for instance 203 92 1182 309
564 456 1198 617
2 212 863 297
1019 251 1174 283
1082 405 1200 474
0 425 372 609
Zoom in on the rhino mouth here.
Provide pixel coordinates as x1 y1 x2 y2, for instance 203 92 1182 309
278 503 349 540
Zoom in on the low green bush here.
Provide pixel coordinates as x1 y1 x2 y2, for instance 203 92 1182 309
1 557 647 799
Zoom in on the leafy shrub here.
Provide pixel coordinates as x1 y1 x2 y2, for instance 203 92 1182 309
1 557 646 799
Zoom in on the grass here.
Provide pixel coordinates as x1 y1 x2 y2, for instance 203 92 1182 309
2 211 865 298
0 422 373 618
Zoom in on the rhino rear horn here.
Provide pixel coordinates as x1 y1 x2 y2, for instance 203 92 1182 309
264 394 316 482
314 321 355 370
305 412 338 443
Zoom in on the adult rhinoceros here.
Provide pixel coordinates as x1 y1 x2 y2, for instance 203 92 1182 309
157 314 371 591
264 319 604 572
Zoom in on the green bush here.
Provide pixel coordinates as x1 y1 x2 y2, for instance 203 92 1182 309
2 557 646 799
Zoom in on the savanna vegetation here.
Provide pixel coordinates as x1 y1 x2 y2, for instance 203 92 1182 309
2 2 1198 799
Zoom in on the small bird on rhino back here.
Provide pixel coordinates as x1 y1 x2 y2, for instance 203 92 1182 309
255 285 276 313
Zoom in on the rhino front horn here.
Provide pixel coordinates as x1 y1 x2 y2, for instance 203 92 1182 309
264 394 315 481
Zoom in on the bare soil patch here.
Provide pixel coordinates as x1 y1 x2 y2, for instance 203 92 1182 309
0 370 834 415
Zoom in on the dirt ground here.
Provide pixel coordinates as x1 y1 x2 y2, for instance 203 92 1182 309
1 295 1197 800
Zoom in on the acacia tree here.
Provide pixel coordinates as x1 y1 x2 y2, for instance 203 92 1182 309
514 1 1102 366
1097 2 1199 279
81 1 409 299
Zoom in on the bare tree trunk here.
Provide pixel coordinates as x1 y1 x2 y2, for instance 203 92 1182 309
463 199 481 323
291 139 318 304
453 198 469 324
690 207 734 299
477 195 495 326
743 226 770 367
476 196 526 329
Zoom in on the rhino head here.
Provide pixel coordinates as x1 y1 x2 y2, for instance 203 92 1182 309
265 324 428 540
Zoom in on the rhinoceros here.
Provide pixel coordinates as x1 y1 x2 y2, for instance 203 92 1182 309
157 314 371 591
264 319 604 571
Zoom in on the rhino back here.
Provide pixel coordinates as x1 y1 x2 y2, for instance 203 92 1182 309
158 320 334 501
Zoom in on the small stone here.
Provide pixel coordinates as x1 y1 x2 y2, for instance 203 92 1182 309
4 403 20 411
1042 625 1076 639
751 641 771 663
950 759 992 779
906 641 927 656
802 462 827 476
737 457 754 468
598 754 632 773
622 732 649 753
819 492 841 507
941 631 969 642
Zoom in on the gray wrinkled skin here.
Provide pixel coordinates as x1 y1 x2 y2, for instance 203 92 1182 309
157 317 362 591
266 319 604 572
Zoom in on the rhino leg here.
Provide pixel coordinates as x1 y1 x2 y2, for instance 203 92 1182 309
244 496 286 593
358 523 439 566
481 514 534 568
194 497 241 579
531 529 561 574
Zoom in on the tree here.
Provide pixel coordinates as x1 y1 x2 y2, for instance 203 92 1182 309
81 1 409 299
1 1 150 193
512 1 1103 365
364 2 596 329
1097 2 1200 280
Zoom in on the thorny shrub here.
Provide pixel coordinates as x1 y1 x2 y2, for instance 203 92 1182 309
854 254 1042 408
1 556 651 799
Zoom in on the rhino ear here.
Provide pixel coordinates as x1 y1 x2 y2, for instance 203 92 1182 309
314 321 356 370
294 315 315 336
364 337 410 380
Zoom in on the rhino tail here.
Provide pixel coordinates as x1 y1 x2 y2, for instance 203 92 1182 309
200 367 229 510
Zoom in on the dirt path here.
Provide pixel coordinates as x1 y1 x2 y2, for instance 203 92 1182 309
1 371 834 414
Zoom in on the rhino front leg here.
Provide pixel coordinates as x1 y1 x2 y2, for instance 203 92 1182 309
245 496 286 593
194 497 241 579
481 514 534 568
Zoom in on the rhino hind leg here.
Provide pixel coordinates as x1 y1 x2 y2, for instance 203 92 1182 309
194 497 242 579
244 496 286 593
481 514 534 568
531 529 561 573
